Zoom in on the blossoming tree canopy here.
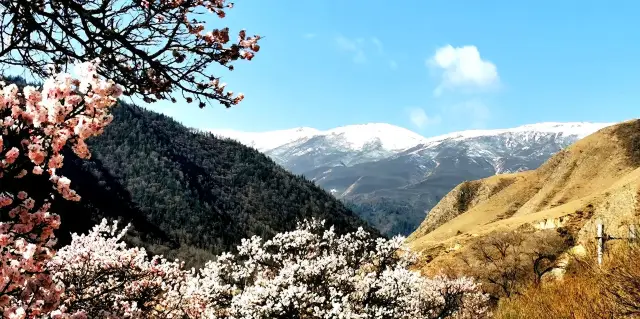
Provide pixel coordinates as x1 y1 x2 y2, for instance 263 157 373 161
49 218 489 318
49 219 188 318
0 0 260 108
0 60 123 317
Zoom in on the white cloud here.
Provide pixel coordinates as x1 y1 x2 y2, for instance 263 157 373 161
408 108 441 128
335 35 367 63
371 37 383 54
428 45 499 95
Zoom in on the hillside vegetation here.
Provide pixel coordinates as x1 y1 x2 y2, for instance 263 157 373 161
51 102 377 266
493 241 640 318
407 120 639 270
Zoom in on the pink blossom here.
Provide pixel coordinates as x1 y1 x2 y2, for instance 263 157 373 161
0 60 121 317
28 144 46 165
48 154 64 169
33 166 44 175
0 194 13 207
5 147 19 164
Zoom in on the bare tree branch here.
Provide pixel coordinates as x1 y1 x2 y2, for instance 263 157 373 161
0 0 261 108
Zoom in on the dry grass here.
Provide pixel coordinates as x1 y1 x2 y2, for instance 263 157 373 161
600 243 640 316
613 118 640 166
493 275 615 319
408 120 640 259
494 242 640 319
489 177 517 198
407 172 531 245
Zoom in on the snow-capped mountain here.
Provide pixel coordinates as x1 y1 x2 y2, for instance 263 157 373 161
404 122 613 174
211 123 428 174
418 122 609 148
213 122 611 175
209 127 321 152
211 121 615 236
307 122 612 202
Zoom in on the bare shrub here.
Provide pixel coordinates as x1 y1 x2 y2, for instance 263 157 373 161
456 181 481 213
459 229 570 301
493 274 615 319
494 239 640 318
601 243 640 316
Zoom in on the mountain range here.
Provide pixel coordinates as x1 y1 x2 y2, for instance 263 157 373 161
211 122 614 236
407 119 640 276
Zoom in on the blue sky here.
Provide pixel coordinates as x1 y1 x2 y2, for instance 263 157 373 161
119 1 640 135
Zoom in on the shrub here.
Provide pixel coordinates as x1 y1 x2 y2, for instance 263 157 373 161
458 229 570 301
456 181 481 213
494 240 640 318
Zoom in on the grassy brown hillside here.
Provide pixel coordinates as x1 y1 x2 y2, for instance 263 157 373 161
407 119 640 268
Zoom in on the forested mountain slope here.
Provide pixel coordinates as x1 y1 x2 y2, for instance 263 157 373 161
215 122 611 237
52 102 377 266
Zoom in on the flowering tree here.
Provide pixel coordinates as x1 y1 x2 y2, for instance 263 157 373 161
48 219 489 318
0 29 487 317
0 0 259 108
186 219 489 318
48 219 189 318
0 61 122 318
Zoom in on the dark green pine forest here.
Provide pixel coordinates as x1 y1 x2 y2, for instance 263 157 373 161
43 100 379 266
344 199 422 237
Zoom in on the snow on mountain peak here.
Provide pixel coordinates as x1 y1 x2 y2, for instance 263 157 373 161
209 127 320 151
210 121 615 153
324 123 427 151
502 122 614 137
421 122 614 146
210 123 427 152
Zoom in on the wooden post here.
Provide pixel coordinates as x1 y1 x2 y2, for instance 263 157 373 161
630 224 637 243
597 222 604 266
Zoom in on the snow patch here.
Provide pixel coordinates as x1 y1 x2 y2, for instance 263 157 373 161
421 122 613 146
324 123 426 151
209 127 321 152
210 122 614 156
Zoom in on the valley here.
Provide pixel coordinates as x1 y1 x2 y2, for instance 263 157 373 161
2 1 637 317
53 102 378 267
212 122 613 236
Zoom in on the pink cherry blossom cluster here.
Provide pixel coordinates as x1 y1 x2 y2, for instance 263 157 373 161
0 59 122 189
0 196 63 319
43 219 489 318
0 60 122 318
